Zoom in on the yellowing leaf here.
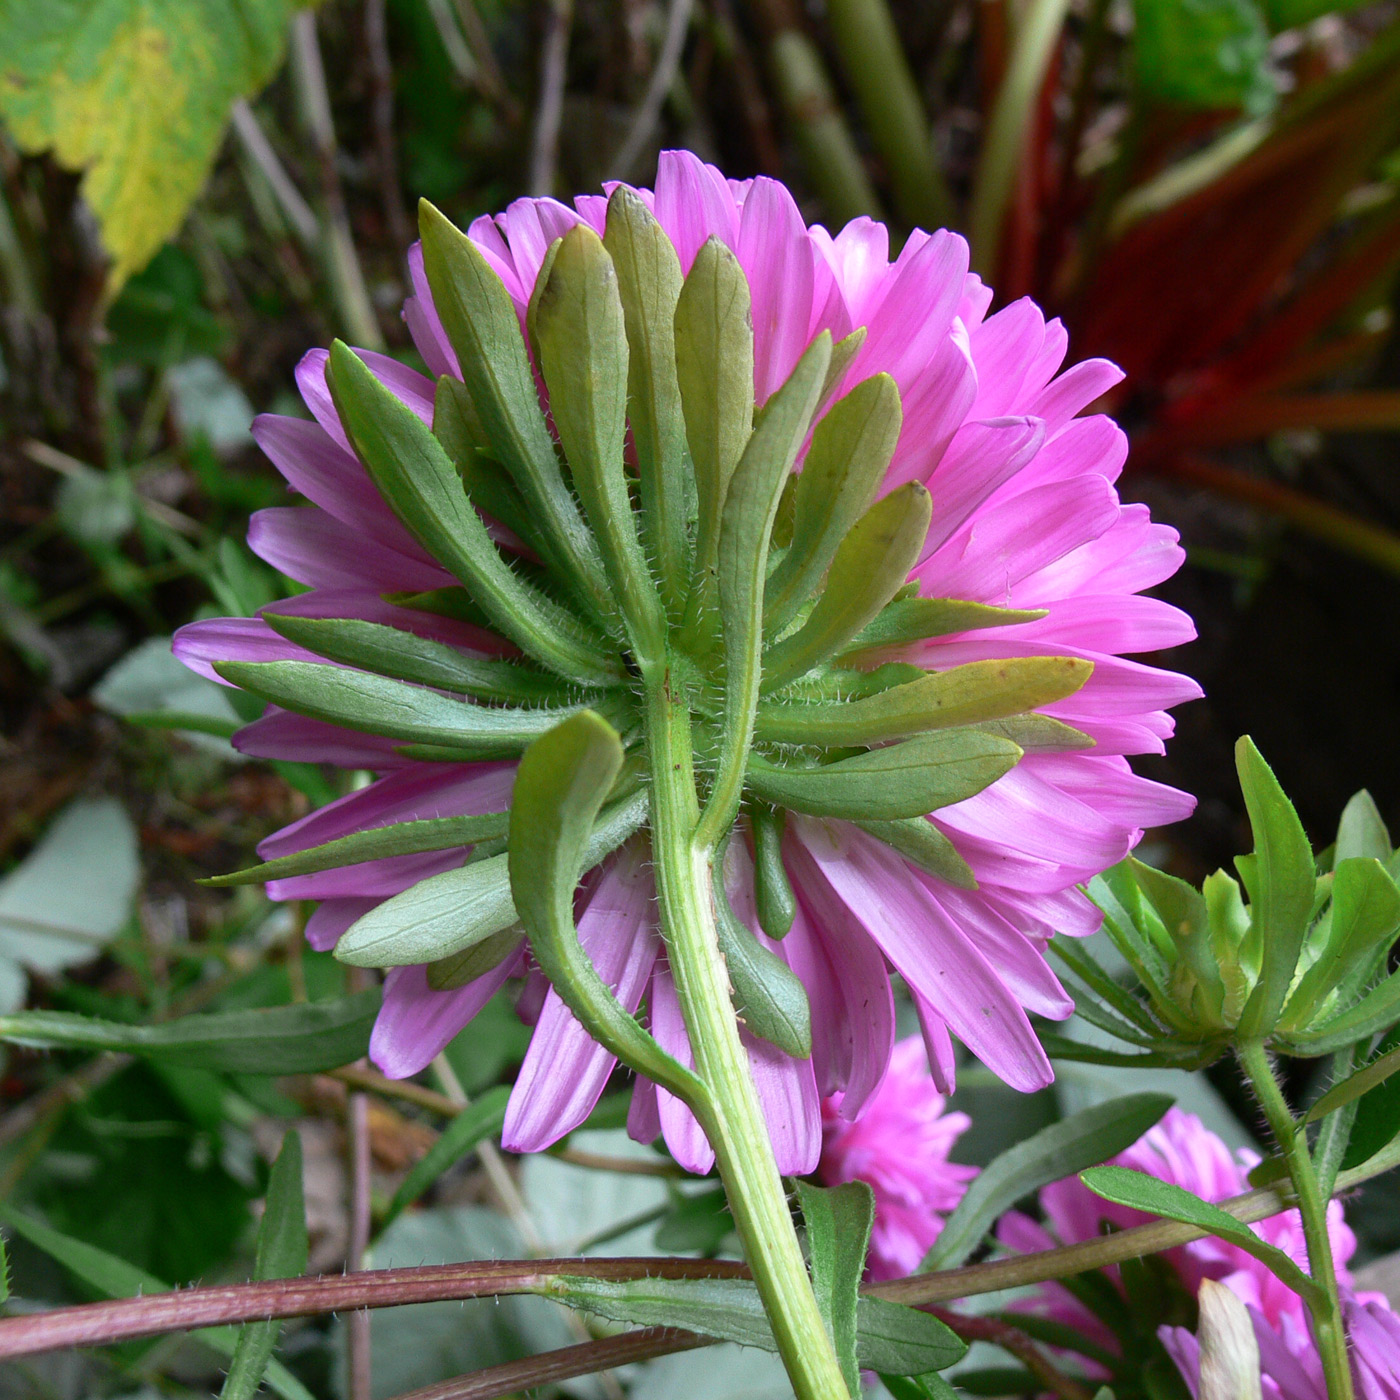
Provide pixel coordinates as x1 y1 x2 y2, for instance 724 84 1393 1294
0 0 302 291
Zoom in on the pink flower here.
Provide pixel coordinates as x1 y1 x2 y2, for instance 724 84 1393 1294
817 1036 976 1280
1161 1291 1400 1399
1002 1106 1399 1395
176 150 1199 1175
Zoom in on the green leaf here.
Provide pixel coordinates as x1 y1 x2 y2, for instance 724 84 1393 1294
535 225 666 657
508 713 703 1103
714 856 811 1058
755 657 1093 746
335 788 648 968
924 1092 1176 1270
385 1086 510 1225
674 235 755 624
1234 737 1319 1038
1079 1165 1323 1305
202 811 509 887
1261 0 1371 28
1342 1027 1400 1170
1039 1030 1211 1069
0 1 300 291
604 185 690 616
654 1187 733 1253
763 483 932 692
542 1274 963 1375
1132 0 1275 115
749 804 796 938
1284 857 1400 1030
0 1203 313 1400
0 990 379 1073
220 1131 308 1400
796 1180 873 1395
837 597 1048 661
417 201 613 625
764 372 902 634
262 614 567 704
853 818 978 890
878 1372 961 1400
746 729 1021 821
1304 1041 1400 1125
325 340 621 686
214 659 582 756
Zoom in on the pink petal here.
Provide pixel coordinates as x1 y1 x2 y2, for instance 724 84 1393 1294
975 593 1196 653
259 762 516 857
919 415 1046 559
305 898 378 950
789 819 1053 1092
737 177 817 405
744 1029 822 1175
405 242 461 378
653 149 739 271
173 616 326 684
503 847 660 1151
966 298 1049 419
269 848 466 901
370 954 522 1079
232 707 414 768
628 1074 662 1146
247 507 451 592
1027 358 1124 434
882 323 978 490
648 967 716 1174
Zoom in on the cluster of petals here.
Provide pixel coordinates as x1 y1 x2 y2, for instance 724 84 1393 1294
175 150 1199 1174
816 1035 976 1279
999 1106 1400 1395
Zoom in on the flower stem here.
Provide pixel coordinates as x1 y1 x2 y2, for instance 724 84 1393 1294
1238 1040 1354 1400
644 665 851 1400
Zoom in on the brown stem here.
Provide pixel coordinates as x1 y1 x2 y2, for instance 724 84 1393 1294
391 1328 705 1400
325 1064 460 1118
347 1078 373 1400
364 0 413 253
928 1308 1093 1400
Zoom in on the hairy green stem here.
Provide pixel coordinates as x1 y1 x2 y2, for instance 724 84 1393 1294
644 665 851 1400
1239 1041 1354 1400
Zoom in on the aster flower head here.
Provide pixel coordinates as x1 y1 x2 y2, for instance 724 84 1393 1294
177 150 1199 1176
817 1035 975 1280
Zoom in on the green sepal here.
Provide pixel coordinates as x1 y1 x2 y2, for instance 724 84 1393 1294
1131 856 1227 1032
432 375 541 550
1337 788 1393 864
417 201 613 625
714 841 811 1058
509 711 705 1105
325 341 622 686
675 235 755 631
746 728 1022 821
763 371 901 634
1304 1040 1400 1125
1284 856 1400 1031
261 613 568 704
749 803 796 938
384 585 490 629
334 789 648 967
755 657 1093 746
1048 937 1164 1036
703 332 832 839
1235 737 1324 1039
604 185 690 616
763 482 932 693
525 235 563 367
796 1179 873 1396
201 811 509 888
1285 966 1400 1056
853 818 977 890
426 925 526 990
534 224 666 658
837 597 1048 661
213 659 582 755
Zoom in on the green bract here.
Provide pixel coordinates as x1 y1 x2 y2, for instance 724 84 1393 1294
1054 737 1400 1067
263 194 1096 1061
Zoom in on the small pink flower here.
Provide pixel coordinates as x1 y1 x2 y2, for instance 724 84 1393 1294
177 151 1200 1173
1003 1106 1399 1395
817 1036 976 1279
